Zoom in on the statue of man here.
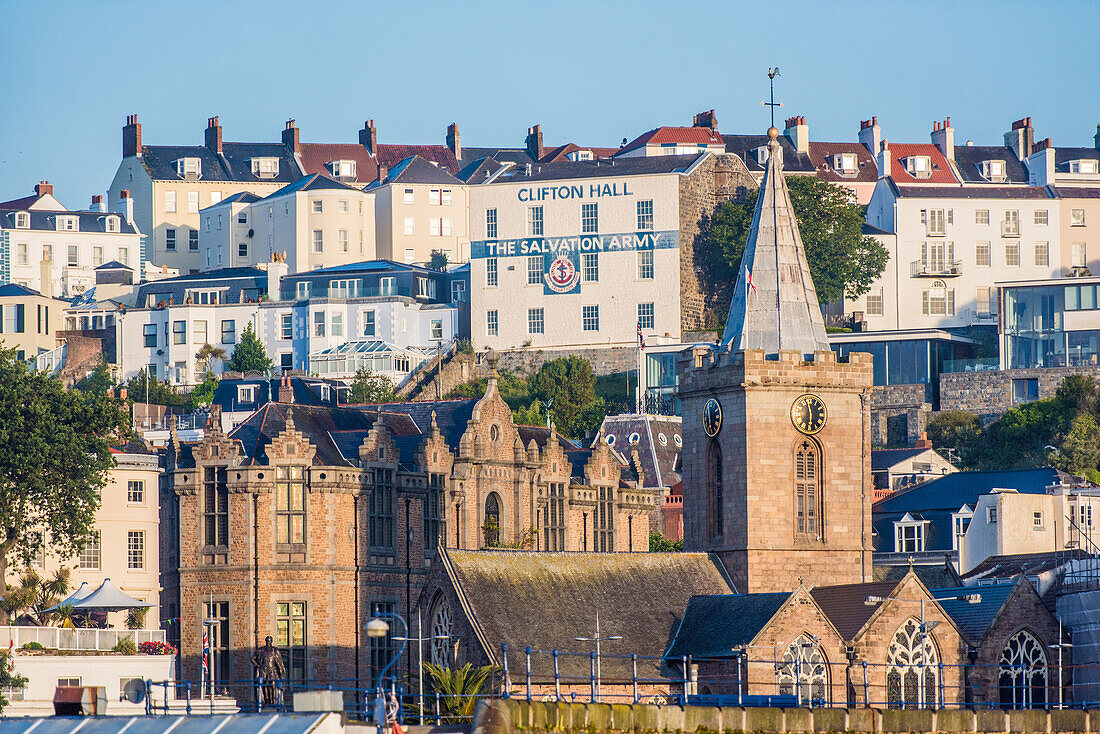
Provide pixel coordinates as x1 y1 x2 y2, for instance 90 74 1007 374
251 636 286 706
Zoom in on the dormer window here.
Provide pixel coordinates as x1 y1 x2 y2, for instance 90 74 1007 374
105 215 121 233
894 512 928 553
14 212 29 229
833 153 858 174
237 385 256 404
320 384 331 402
567 150 594 162
252 158 280 178
754 146 770 165
980 159 1007 183
175 157 202 180
55 215 78 232
329 160 357 179
1070 159 1099 175
904 156 932 178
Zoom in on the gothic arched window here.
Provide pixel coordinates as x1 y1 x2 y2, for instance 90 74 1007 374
707 440 723 538
777 633 829 703
999 631 1047 709
484 492 501 547
795 438 821 535
429 596 455 667
885 618 938 709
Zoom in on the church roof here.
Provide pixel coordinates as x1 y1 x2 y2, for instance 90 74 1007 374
664 593 791 660
720 132 829 355
441 549 734 682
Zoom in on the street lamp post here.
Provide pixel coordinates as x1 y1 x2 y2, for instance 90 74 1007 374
367 613 408 734
864 592 980 707
574 611 622 702
391 609 450 724
1050 619 1073 709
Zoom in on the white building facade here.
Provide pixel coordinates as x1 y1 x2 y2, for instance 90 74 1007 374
467 157 701 351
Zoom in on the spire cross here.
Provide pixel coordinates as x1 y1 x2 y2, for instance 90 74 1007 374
762 68 783 129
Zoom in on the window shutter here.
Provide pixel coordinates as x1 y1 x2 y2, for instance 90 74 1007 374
921 242 927 266
16 304 25 333
920 209 927 225
947 242 954 262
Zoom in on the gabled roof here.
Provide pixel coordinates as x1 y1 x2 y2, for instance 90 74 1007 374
929 582 1017 644
218 191 263 205
440 548 735 681
886 143 959 185
298 143 380 183
376 144 459 174
618 126 723 156
664 593 790 659
454 156 503 183
539 143 618 163
810 579 902 641
459 147 535 167
872 448 931 471
721 134 829 355
873 563 961 589
808 141 879 184
952 145 1029 184
265 172 362 199
0 283 46 298
384 156 464 186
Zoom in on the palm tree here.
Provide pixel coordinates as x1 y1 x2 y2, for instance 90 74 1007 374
0 568 70 624
195 343 227 379
418 662 501 723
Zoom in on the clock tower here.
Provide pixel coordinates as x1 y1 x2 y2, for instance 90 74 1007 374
679 128 873 593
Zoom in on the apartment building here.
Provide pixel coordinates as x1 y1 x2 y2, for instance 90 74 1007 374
0 284 67 360
1 182 143 297
370 156 469 264
199 174 377 272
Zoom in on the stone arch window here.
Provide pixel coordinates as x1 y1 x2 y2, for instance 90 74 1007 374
886 618 938 708
777 633 829 703
999 630 1047 708
484 492 501 547
429 595 455 667
707 440 722 538
795 438 822 536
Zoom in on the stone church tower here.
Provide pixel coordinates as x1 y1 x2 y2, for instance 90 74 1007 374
679 128 873 594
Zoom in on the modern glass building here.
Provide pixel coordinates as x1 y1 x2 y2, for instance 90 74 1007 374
1001 277 1100 369
830 330 976 406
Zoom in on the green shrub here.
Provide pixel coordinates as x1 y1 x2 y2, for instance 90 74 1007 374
112 637 138 655
21 641 43 651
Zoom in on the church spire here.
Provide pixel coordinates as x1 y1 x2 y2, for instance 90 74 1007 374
721 127 829 356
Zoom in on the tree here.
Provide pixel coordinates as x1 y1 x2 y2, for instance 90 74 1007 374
73 361 115 398
195 343 227 379
527 356 604 438
190 376 219 407
702 175 888 319
227 323 273 373
0 568 70 624
349 368 397 403
926 410 983 466
418 663 501 723
125 370 187 407
649 530 683 552
0 651 28 713
0 350 125 595
428 250 449 271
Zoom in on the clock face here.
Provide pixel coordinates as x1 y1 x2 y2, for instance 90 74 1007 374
703 398 722 437
791 394 827 435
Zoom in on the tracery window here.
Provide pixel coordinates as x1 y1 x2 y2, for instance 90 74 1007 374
429 598 454 667
777 633 829 703
886 618 938 708
544 483 566 551
795 439 821 535
999 631 1047 709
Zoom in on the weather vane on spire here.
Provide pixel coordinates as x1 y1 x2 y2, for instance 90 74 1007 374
762 68 782 129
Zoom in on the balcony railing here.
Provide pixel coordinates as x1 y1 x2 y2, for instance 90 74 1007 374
910 259 962 277
942 357 1000 373
1 625 165 652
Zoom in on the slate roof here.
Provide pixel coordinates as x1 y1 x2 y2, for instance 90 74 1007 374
0 283 45 298
539 143 618 163
1055 147 1100 171
596 414 682 488
376 144 459 174
384 156 463 186
952 145 1029 184
0 208 140 235
873 564 961 589
862 222 892 236
618 126 724 156
442 549 735 680
929 582 1016 644
872 468 1074 554
723 133 817 174
216 191 262 206
476 154 708 185
140 143 303 184
264 173 361 199
359 398 476 451
891 182 1052 199
664 593 790 660
455 156 503 183
721 136 829 355
810 580 901 641
1051 186 1100 199
134 267 268 306
808 141 879 184
459 147 535 167
961 549 1093 582
885 143 959 185
872 448 928 471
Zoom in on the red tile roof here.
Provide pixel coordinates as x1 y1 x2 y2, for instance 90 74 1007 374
887 143 958 185
808 142 879 184
376 144 459 174
539 143 618 163
618 126 723 155
298 143 380 184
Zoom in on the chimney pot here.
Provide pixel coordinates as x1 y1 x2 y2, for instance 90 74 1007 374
360 120 378 155
205 116 223 154
34 181 54 197
121 189 130 199
282 118 301 154
123 114 142 158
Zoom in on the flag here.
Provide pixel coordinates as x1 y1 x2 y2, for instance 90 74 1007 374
7 637 14 671
746 267 757 296
202 626 209 681
637 322 645 349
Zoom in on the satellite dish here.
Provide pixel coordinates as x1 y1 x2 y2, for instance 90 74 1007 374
121 678 147 703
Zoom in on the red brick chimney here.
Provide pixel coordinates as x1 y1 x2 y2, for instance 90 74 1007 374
914 431 933 449
446 123 461 159
693 109 718 131
123 115 142 158
360 120 377 155
35 181 54 197
525 124 543 160
282 119 300 154
205 116 223 154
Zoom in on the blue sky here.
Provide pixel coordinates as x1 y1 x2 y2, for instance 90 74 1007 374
1 0 1097 207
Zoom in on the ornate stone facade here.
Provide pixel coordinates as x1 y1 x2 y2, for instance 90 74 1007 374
160 371 654 696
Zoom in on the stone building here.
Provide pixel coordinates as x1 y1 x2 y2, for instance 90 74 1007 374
160 366 654 695
678 128 873 593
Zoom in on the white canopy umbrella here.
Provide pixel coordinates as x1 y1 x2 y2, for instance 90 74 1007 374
72 579 147 612
43 581 95 613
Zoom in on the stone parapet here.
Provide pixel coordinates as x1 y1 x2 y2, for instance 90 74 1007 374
679 348 874 395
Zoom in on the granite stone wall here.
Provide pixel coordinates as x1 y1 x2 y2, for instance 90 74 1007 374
940 365 1100 418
